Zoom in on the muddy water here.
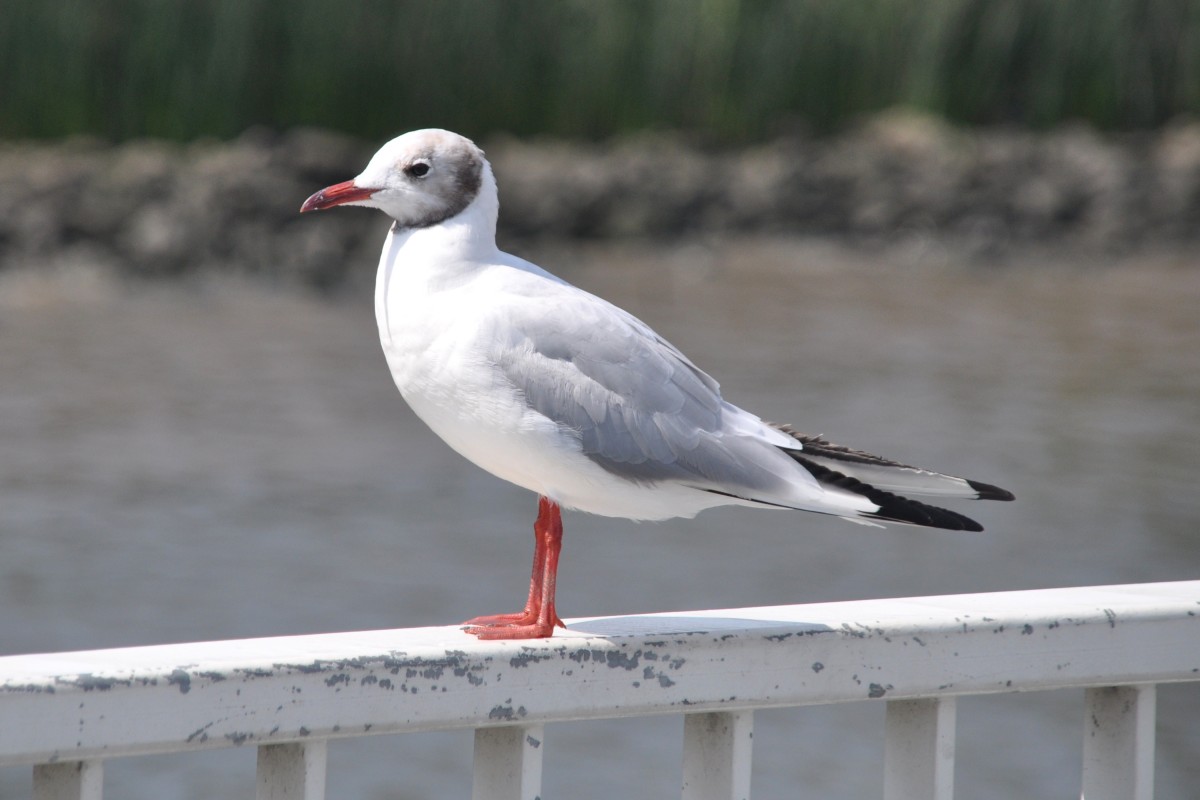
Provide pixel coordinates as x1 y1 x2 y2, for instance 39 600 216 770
1 239 1197 798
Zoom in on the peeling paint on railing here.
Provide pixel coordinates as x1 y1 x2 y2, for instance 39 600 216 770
1 581 1197 799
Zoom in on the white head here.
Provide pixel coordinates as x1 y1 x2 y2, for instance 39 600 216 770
301 129 492 232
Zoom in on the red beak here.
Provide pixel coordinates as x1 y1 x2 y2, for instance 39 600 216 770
299 180 378 213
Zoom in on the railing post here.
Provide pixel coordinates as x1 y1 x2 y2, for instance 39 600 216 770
32 760 103 800
472 725 544 800
884 697 956 800
681 710 754 800
256 741 328 800
1081 684 1155 800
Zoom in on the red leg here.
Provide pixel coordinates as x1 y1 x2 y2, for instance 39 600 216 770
461 505 547 627
463 496 566 639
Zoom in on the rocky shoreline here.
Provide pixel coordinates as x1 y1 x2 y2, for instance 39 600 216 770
2 112 1198 289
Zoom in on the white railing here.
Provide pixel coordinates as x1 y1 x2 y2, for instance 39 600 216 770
2 580 1198 800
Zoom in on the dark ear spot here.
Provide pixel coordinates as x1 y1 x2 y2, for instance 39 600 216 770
454 153 482 199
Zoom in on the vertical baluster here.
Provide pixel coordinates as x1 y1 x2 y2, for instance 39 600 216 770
472 725 545 800
1081 684 1155 800
884 697 956 800
681 710 754 800
33 760 103 800
256 741 328 800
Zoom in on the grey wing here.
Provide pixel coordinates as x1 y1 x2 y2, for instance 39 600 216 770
491 294 786 489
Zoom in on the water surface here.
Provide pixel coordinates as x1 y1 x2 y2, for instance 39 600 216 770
1 239 1197 798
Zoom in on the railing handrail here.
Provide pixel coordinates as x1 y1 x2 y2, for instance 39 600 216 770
2 580 1197 770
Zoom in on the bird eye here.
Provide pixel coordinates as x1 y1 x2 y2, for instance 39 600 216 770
406 161 431 178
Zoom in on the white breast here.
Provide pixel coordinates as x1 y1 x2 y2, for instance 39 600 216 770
371 228 738 521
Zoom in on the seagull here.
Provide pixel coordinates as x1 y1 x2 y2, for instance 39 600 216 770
300 129 1013 640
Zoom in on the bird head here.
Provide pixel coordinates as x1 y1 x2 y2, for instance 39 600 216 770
300 129 486 231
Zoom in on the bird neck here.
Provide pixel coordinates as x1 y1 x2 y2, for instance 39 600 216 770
390 165 500 263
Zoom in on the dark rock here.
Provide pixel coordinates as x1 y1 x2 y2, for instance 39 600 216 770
1 114 1197 289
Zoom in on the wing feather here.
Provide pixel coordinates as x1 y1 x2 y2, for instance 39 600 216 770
490 290 768 487
477 271 1010 529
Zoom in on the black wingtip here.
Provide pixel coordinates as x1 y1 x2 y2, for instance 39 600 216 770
968 479 1015 501
791 453 986 532
862 501 985 532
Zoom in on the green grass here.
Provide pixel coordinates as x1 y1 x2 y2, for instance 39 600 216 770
4 0 1200 142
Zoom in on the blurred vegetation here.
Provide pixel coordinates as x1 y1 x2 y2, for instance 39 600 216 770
3 0 1200 143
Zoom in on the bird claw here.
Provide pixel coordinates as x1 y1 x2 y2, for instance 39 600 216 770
463 622 557 640
462 611 535 627
461 611 566 640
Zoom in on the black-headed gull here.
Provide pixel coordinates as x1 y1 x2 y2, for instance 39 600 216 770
300 129 1013 639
